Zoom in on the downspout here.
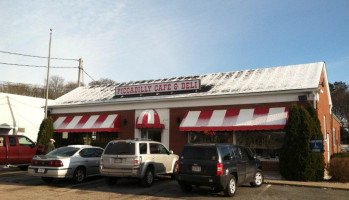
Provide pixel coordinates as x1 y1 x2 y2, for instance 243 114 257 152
312 91 317 110
6 96 17 135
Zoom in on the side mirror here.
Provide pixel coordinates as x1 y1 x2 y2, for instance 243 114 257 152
169 150 174 154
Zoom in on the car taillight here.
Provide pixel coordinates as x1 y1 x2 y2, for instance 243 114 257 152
31 160 39 166
49 160 63 167
134 156 141 165
217 163 224 175
175 160 180 172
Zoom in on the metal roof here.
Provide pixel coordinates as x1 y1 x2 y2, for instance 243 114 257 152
52 62 325 106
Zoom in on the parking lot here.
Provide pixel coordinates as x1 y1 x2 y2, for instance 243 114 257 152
1 167 349 200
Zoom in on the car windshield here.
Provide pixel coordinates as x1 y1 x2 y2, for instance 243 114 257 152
47 147 80 157
104 142 135 155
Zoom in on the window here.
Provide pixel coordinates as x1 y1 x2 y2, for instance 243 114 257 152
231 146 240 159
180 146 218 161
0 137 4 147
150 143 161 154
80 148 95 157
139 143 147 154
158 144 169 154
18 136 34 146
219 146 231 161
239 147 249 160
104 142 135 155
80 148 103 157
9 137 16 147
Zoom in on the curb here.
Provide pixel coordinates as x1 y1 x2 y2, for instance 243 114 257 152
264 179 349 191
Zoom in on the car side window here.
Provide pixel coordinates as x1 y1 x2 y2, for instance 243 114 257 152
232 147 241 159
18 136 34 146
9 137 16 147
94 148 103 157
0 137 5 147
220 147 231 161
139 143 147 154
239 147 249 160
80 148 97 157
158 144 169 154
150 143 162 154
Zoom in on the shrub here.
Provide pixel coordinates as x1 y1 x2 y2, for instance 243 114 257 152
331 152 349 158
37 117 54 145
329 157 349 182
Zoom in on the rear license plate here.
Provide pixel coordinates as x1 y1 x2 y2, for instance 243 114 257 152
38 168 45 173
114 158 122 163
192 166 201 172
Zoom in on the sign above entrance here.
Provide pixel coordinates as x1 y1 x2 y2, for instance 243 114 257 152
115 80 200 96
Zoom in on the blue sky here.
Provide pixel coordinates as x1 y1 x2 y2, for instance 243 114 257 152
0 0 348 86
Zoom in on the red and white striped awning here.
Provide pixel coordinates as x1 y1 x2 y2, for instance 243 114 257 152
136 109 164 129
180 107 289 131
54 114 121 132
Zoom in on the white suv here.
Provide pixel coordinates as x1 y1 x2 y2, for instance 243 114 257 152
99 139 179 187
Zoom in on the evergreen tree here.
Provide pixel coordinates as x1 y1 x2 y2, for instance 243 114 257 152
307 103 325 181
37 117 54 145
279 104 300 180
297 106 313 180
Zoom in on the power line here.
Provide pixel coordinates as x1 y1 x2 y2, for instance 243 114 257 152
0 62 78 68
83 69 95 81
0 50 79 61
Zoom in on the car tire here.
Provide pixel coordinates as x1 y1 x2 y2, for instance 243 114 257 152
72 167 86 184
179 182 193 193
250 170 264 187
105 177 118 185
41 177 54 183
224 175 236 197
141 168 154 187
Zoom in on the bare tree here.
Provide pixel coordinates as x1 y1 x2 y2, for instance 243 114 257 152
89 78 116 86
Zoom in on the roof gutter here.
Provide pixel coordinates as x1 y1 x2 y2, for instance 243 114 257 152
48 88 320 109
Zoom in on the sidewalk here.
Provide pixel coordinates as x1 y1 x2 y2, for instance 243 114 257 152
263 171 349 190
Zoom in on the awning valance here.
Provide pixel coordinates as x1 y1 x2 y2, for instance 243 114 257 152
136 109 164 129
54 114 121 132
179 107 289 131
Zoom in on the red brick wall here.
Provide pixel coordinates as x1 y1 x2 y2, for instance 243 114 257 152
316 69 334 166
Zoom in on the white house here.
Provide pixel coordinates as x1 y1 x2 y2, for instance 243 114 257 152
0 93 52 142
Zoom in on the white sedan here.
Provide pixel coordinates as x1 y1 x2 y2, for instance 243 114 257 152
28 145 103 184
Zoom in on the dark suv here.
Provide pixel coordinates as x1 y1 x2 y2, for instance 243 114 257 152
175 144 263 197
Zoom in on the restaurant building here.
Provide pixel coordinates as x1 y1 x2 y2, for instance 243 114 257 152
48 62 341 170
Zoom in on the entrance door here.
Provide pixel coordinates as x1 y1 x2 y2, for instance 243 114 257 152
141 129 162 142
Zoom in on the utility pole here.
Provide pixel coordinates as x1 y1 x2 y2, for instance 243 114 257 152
78 58 83 87
45 29 52 119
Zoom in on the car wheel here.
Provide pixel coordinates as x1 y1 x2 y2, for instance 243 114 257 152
72 167 86 184
179 182 193 193
41 177 54 183
141 168 154 187
250 170 264 187
224 175 236 197
105 177 118 185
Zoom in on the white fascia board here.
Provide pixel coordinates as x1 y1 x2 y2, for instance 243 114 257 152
50 89 318 114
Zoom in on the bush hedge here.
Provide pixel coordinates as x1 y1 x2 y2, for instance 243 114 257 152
329 157 349 182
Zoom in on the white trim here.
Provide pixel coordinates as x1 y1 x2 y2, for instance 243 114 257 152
50 92 315 114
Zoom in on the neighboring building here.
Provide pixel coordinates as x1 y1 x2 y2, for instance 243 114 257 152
48 62 341 170
0 93 50 142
